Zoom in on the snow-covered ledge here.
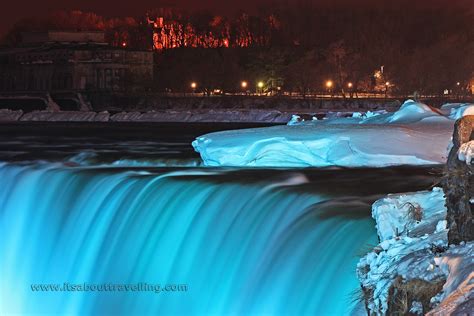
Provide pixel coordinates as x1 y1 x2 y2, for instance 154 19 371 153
357 188 474 315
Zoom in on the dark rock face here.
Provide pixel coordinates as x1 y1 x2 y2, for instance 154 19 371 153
443 115 474 244
387 277 445 315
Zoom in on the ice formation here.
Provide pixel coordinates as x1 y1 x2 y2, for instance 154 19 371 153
372 187 447 241
193 100 459 167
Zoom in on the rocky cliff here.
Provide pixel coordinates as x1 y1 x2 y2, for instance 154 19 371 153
443 115 474 243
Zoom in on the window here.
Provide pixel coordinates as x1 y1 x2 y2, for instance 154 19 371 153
105 69 112 89
96 69 104 90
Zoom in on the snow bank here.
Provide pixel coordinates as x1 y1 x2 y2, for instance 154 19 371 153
109 109 292 123
387 101 441 123
357 188 474 315
3 109 293 123
193 100 455 167
20 111 106 122
440 103 474 120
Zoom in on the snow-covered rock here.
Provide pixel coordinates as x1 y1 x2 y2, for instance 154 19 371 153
193 100 454 167
372 187 447 242
352 110 386 120
287 114 302 125
357 188 474 315
357 188 449 315
0 109 23 121
427 242 474 315
457 140 474 165
94 111 110 122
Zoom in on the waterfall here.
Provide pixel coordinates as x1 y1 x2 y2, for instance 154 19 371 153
0 162 376 315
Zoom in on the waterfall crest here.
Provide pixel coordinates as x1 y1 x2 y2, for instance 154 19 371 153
0 163 376 315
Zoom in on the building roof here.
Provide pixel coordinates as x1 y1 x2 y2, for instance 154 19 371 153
0 42 152 57
21 31 106 46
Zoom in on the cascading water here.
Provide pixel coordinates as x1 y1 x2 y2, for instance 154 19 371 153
0 162 377 315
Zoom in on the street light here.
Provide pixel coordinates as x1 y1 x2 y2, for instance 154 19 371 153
385 81 390 98
191 82 197 89
257 81 264 95
326 80 333 89
347 82 353 89
241 81 248 89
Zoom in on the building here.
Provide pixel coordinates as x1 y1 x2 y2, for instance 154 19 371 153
0 31 153 93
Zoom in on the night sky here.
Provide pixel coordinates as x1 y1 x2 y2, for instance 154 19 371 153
1 0 472 37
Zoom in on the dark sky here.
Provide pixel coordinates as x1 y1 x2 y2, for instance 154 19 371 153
1 0 472 37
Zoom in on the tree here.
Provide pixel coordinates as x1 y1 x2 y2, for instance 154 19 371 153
285 50 323 98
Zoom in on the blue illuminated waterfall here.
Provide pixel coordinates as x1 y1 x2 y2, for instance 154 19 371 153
0 162 376 315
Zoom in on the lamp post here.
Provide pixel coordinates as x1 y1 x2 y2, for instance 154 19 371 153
325 80 333 97
385 81 390 98
241 81 248 95
257 81 264 95
347 82 354 98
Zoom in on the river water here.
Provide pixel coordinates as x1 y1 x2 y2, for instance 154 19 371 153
0 123 442 315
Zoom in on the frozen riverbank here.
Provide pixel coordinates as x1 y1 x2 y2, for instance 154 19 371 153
193 101 472 167
0 109 295 123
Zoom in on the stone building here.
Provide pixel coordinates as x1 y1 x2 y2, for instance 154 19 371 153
0 31 153 93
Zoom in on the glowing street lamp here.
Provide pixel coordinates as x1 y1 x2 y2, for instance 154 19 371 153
121 42 127 48
385 81 391 98
241 81 248 89
347 82 353 89
325 80 334 98
257 81 264 95
191 82 197 89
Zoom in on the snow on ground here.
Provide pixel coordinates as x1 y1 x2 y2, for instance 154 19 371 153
193 100 463 167
357 188 474 315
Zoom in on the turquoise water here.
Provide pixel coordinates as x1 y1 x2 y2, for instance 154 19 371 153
0 162 379 315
